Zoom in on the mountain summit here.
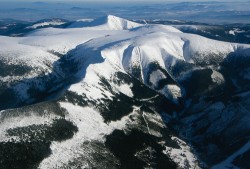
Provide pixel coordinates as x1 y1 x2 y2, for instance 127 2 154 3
67 15 142 30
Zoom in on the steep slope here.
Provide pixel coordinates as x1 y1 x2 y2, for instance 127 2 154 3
0 36 60 109
63 24 250 168
0 25 122 110
66 24 249 104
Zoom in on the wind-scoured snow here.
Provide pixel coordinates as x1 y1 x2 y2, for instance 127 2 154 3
23 28 120 54
0 36 57 68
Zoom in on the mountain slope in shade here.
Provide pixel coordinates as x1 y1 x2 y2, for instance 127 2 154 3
0 15 249 169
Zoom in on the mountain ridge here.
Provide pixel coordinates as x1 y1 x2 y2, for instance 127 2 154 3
0 15 249 169
67 14 142 30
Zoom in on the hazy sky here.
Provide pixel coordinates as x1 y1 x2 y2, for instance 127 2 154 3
0 0 249 4
0 0 248 1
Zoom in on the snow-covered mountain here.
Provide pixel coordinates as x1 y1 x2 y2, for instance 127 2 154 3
67 15 142 30
26 19 67 29
0 15 249 169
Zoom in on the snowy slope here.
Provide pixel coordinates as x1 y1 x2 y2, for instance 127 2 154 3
67 15 142 30
65 24 249 103
23 28 120 54
26 19 67 29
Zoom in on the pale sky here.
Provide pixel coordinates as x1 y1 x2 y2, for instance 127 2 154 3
1 0 248 1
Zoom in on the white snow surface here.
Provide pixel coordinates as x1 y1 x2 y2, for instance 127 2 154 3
150 70 167 87
26 20 66 29
211 70 225 84
0 36 58 69
39 102 133 169
24 28 120 54
68 23 249 71
1 15 249 104
164 136 201 169
116 83 134 97
66 22 250 100
228 28 245 36
67 15 142 30
161 85 182 103
0 109 58 142
229 30 235 36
